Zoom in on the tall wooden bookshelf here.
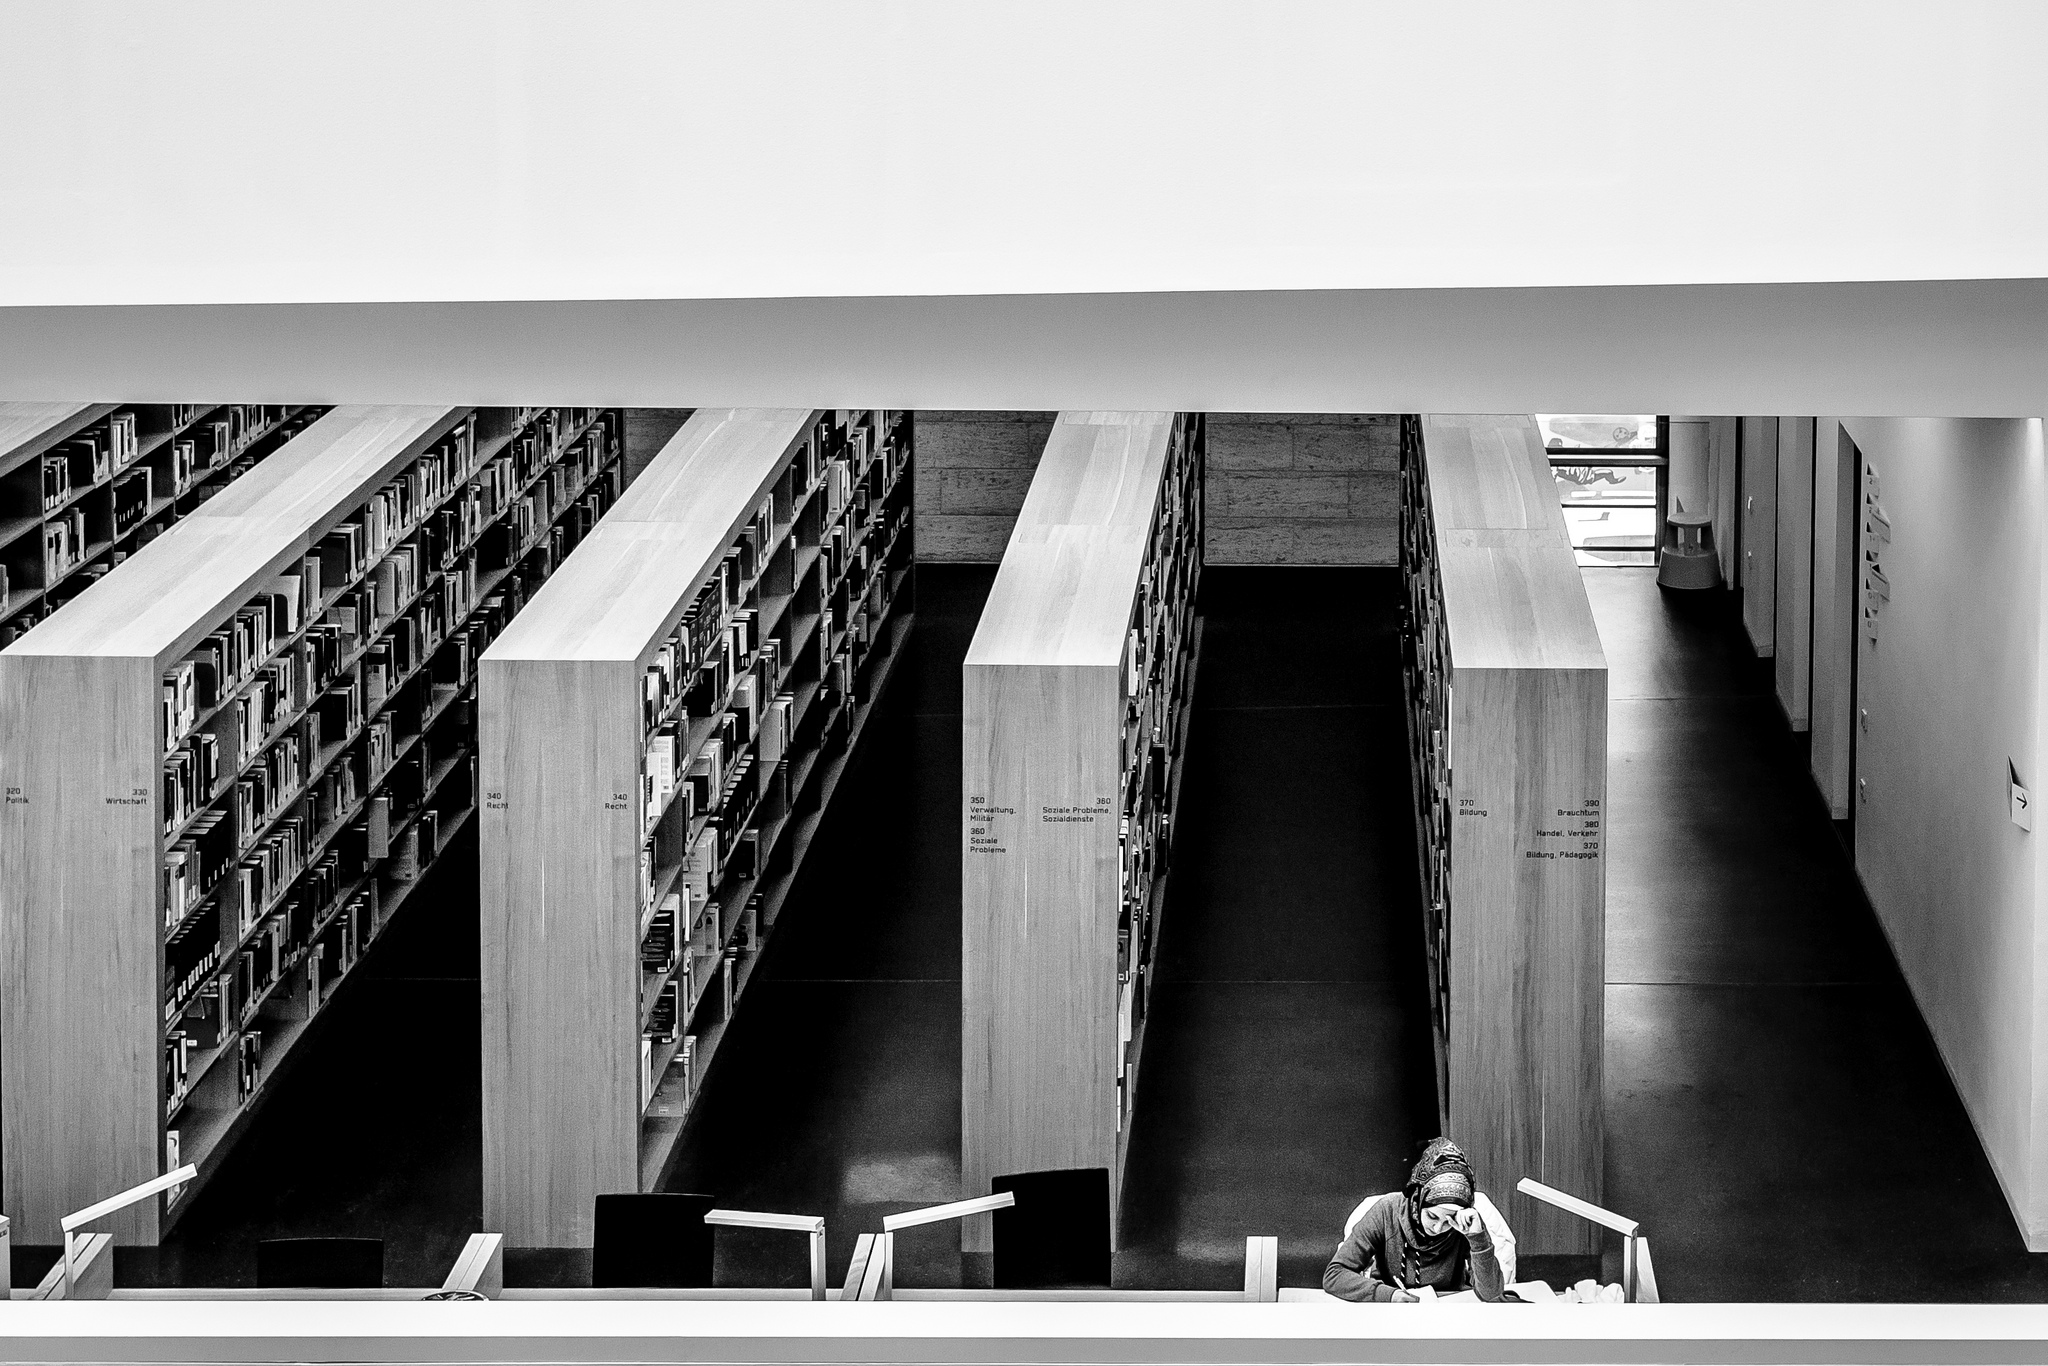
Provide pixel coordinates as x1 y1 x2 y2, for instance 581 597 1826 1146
1397 412 1607 1256
480 407 915 1249
0 403 327 646
0 403 624 1244
960 411 1204 1258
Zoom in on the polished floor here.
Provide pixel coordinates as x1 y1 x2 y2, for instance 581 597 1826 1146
1592 566 2048 1302
1115 569 1436 1290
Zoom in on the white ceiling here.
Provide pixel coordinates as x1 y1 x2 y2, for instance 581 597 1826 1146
2 2 2043 415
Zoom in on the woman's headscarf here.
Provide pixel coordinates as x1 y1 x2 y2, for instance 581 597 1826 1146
1399 1137 1477 1283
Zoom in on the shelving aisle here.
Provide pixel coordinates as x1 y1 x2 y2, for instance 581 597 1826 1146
660 564 990 1291
0 404 625 1245
1114 567 1439 1290
480 408 913 1249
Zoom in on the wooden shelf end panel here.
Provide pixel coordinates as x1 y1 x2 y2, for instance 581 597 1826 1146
0 652 163 1245
1445 661 1606 1258
960 659 1121 1255
480 654 643 1249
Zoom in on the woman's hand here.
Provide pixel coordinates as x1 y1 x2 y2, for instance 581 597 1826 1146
1451 1207 1485 1237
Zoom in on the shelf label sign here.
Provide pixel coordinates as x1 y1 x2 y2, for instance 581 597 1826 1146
966 794 1012 855
1524 796 1602 861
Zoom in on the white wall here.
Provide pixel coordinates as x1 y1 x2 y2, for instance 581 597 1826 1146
1840 417 2048 1244
1741 417 1778 656
1776 418 1816 729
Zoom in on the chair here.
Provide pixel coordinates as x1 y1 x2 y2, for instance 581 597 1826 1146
592 1192 716 1288
990 1167 1111 1289
255 1237 384 1289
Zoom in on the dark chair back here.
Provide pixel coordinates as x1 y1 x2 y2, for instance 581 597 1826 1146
255 1236 384 1289
991 1167 1112 1288
593 1192 717 1288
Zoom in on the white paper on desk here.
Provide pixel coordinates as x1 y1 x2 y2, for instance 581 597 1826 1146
1409 1284 1437 1301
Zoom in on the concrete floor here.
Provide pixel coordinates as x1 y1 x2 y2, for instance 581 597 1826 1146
1116 568 1437 1291
1593 566 2048 1301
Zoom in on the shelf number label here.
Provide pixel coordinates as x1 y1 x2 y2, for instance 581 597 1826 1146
604 790 631 812
485 790 508 812
3 785 24 806
966 793 1011 855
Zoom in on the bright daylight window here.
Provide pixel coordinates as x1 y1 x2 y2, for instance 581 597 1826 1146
1537 414 1664 568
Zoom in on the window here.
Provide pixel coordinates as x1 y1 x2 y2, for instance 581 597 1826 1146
1538 414 1666 568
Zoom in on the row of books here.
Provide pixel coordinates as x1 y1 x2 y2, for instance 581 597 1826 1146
159 410 616 1120
41 505 89 587
167 742 473 1107
643 494 775 733
164 911 223 1025
162 568 318 750
504 424 610 548
164 810 233 932
631 411 908 1133
112 466 152 534
153 410 602 1072
642 1034 699 1118
1113 416 1202 1112
1397 415 1454 1036
34 412 138 513
185 536 467 848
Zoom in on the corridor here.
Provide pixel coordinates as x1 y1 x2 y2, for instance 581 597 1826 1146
1594 566 2048 1301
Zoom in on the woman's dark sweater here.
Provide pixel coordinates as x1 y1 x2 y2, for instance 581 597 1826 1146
1322 1194 1506 1302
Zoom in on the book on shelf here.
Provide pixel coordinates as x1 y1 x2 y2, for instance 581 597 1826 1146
739 895 760 953
391 825 421 882
366 795 392 859
236 1030 264 1100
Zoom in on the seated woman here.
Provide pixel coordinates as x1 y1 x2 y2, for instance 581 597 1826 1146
1323 1138 1513 1302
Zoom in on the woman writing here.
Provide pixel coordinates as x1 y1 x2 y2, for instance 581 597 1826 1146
1323 1138 1510 1302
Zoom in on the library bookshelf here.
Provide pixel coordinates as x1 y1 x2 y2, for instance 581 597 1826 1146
480 407 914 1249
1397 412 1607 1256
960 411 1204 1257
0 403 624 1244
0 403 328 646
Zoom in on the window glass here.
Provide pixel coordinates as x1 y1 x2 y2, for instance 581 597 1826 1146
1535 414 1657 451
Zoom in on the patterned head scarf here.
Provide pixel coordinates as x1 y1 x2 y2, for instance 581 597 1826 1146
1400 1138 1478 1276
